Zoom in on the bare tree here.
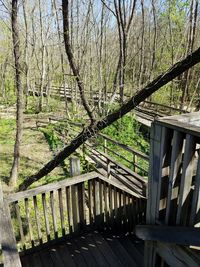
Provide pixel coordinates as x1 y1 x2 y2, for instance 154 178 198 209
10 0 24 187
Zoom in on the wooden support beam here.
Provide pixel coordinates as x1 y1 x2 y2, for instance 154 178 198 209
136 225 200 247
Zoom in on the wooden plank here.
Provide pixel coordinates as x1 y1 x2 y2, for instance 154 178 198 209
84 234 109 266
119 236 143 267
50 191 58 238
39 250 54 267
103 232 138 266
165 130 184 224
6 172 98 203
33 196 42 245
73 235 98 266
136 225 200 246
91 232 123 267
66 186 73 234
56 244 76 267
77 182 86 228
156 242 200 267
14 201 25 250
65 239 87 267
42 193 50 241
189 155 200 225
88 180 94 225
49 247 65 267
58 188 65 236
176 134 196 225
24 198 34 247
94 179 101 225
71 185 79 232
0 201 22 267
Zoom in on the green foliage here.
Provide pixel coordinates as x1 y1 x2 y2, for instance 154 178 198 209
0 118 15 145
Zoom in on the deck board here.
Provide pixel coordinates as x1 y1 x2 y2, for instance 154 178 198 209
20 231 144 267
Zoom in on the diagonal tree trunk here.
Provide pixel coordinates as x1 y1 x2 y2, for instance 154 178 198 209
10 0 23 187
19 46 200 190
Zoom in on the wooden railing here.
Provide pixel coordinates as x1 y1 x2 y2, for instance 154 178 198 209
96 133 149 176
5 172 146 253
0 184 21 267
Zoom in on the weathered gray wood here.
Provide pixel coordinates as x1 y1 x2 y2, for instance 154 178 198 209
189 155 200 225
165 130 184 224
6 172 98 203
69 156 80 177
24 198 34 247
72 185 80 232
77 182 86 227
107 159 111 179
88 180 94 224
0 197 21 267
136 225 200 246
50 191 58 238
14 201 25 249
176 134 196 225
33 196 42 244
65 186 73 234
42 193 50 241
156 242 200 267
58 188 65 235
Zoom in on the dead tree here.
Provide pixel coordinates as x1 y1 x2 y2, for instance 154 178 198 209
19 46 200 190
10 0 24 187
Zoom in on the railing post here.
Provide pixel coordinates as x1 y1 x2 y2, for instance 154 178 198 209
107 158 111 179
69 157 86 230
70 156 80 177
133 153 137 173
104 139 107 154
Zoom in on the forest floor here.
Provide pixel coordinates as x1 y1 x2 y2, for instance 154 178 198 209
0 112 66 194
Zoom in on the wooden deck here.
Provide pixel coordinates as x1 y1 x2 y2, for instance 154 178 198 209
20 231 144 267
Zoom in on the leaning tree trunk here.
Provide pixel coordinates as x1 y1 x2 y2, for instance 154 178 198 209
19 46 200 190
10 0 23 187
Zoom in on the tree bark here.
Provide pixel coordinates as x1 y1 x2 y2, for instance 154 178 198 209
10 0 23 187
62 0 95 125
19 46 200 190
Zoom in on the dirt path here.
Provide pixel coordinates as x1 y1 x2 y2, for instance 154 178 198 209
0 113 65 193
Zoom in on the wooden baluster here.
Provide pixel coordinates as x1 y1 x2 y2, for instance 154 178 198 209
103 181 109 226
58 188 65 236
107 159 111 179
99 179 104 225
70 157 80 232
77 181 86 228
66 186 73 234
88 180 94 225
24 198 34 247
14 201 26 250
33 195 42 244
94 179 100 226
71 185 79 232
109 185 114 226
50 191 58 238
42 193 50 242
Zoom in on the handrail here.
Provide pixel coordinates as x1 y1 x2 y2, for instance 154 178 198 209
98 133 149 160
142 100 189 113
6 172 98 203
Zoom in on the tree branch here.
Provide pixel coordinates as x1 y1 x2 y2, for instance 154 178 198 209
19 47 200 190
62 0 95 125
